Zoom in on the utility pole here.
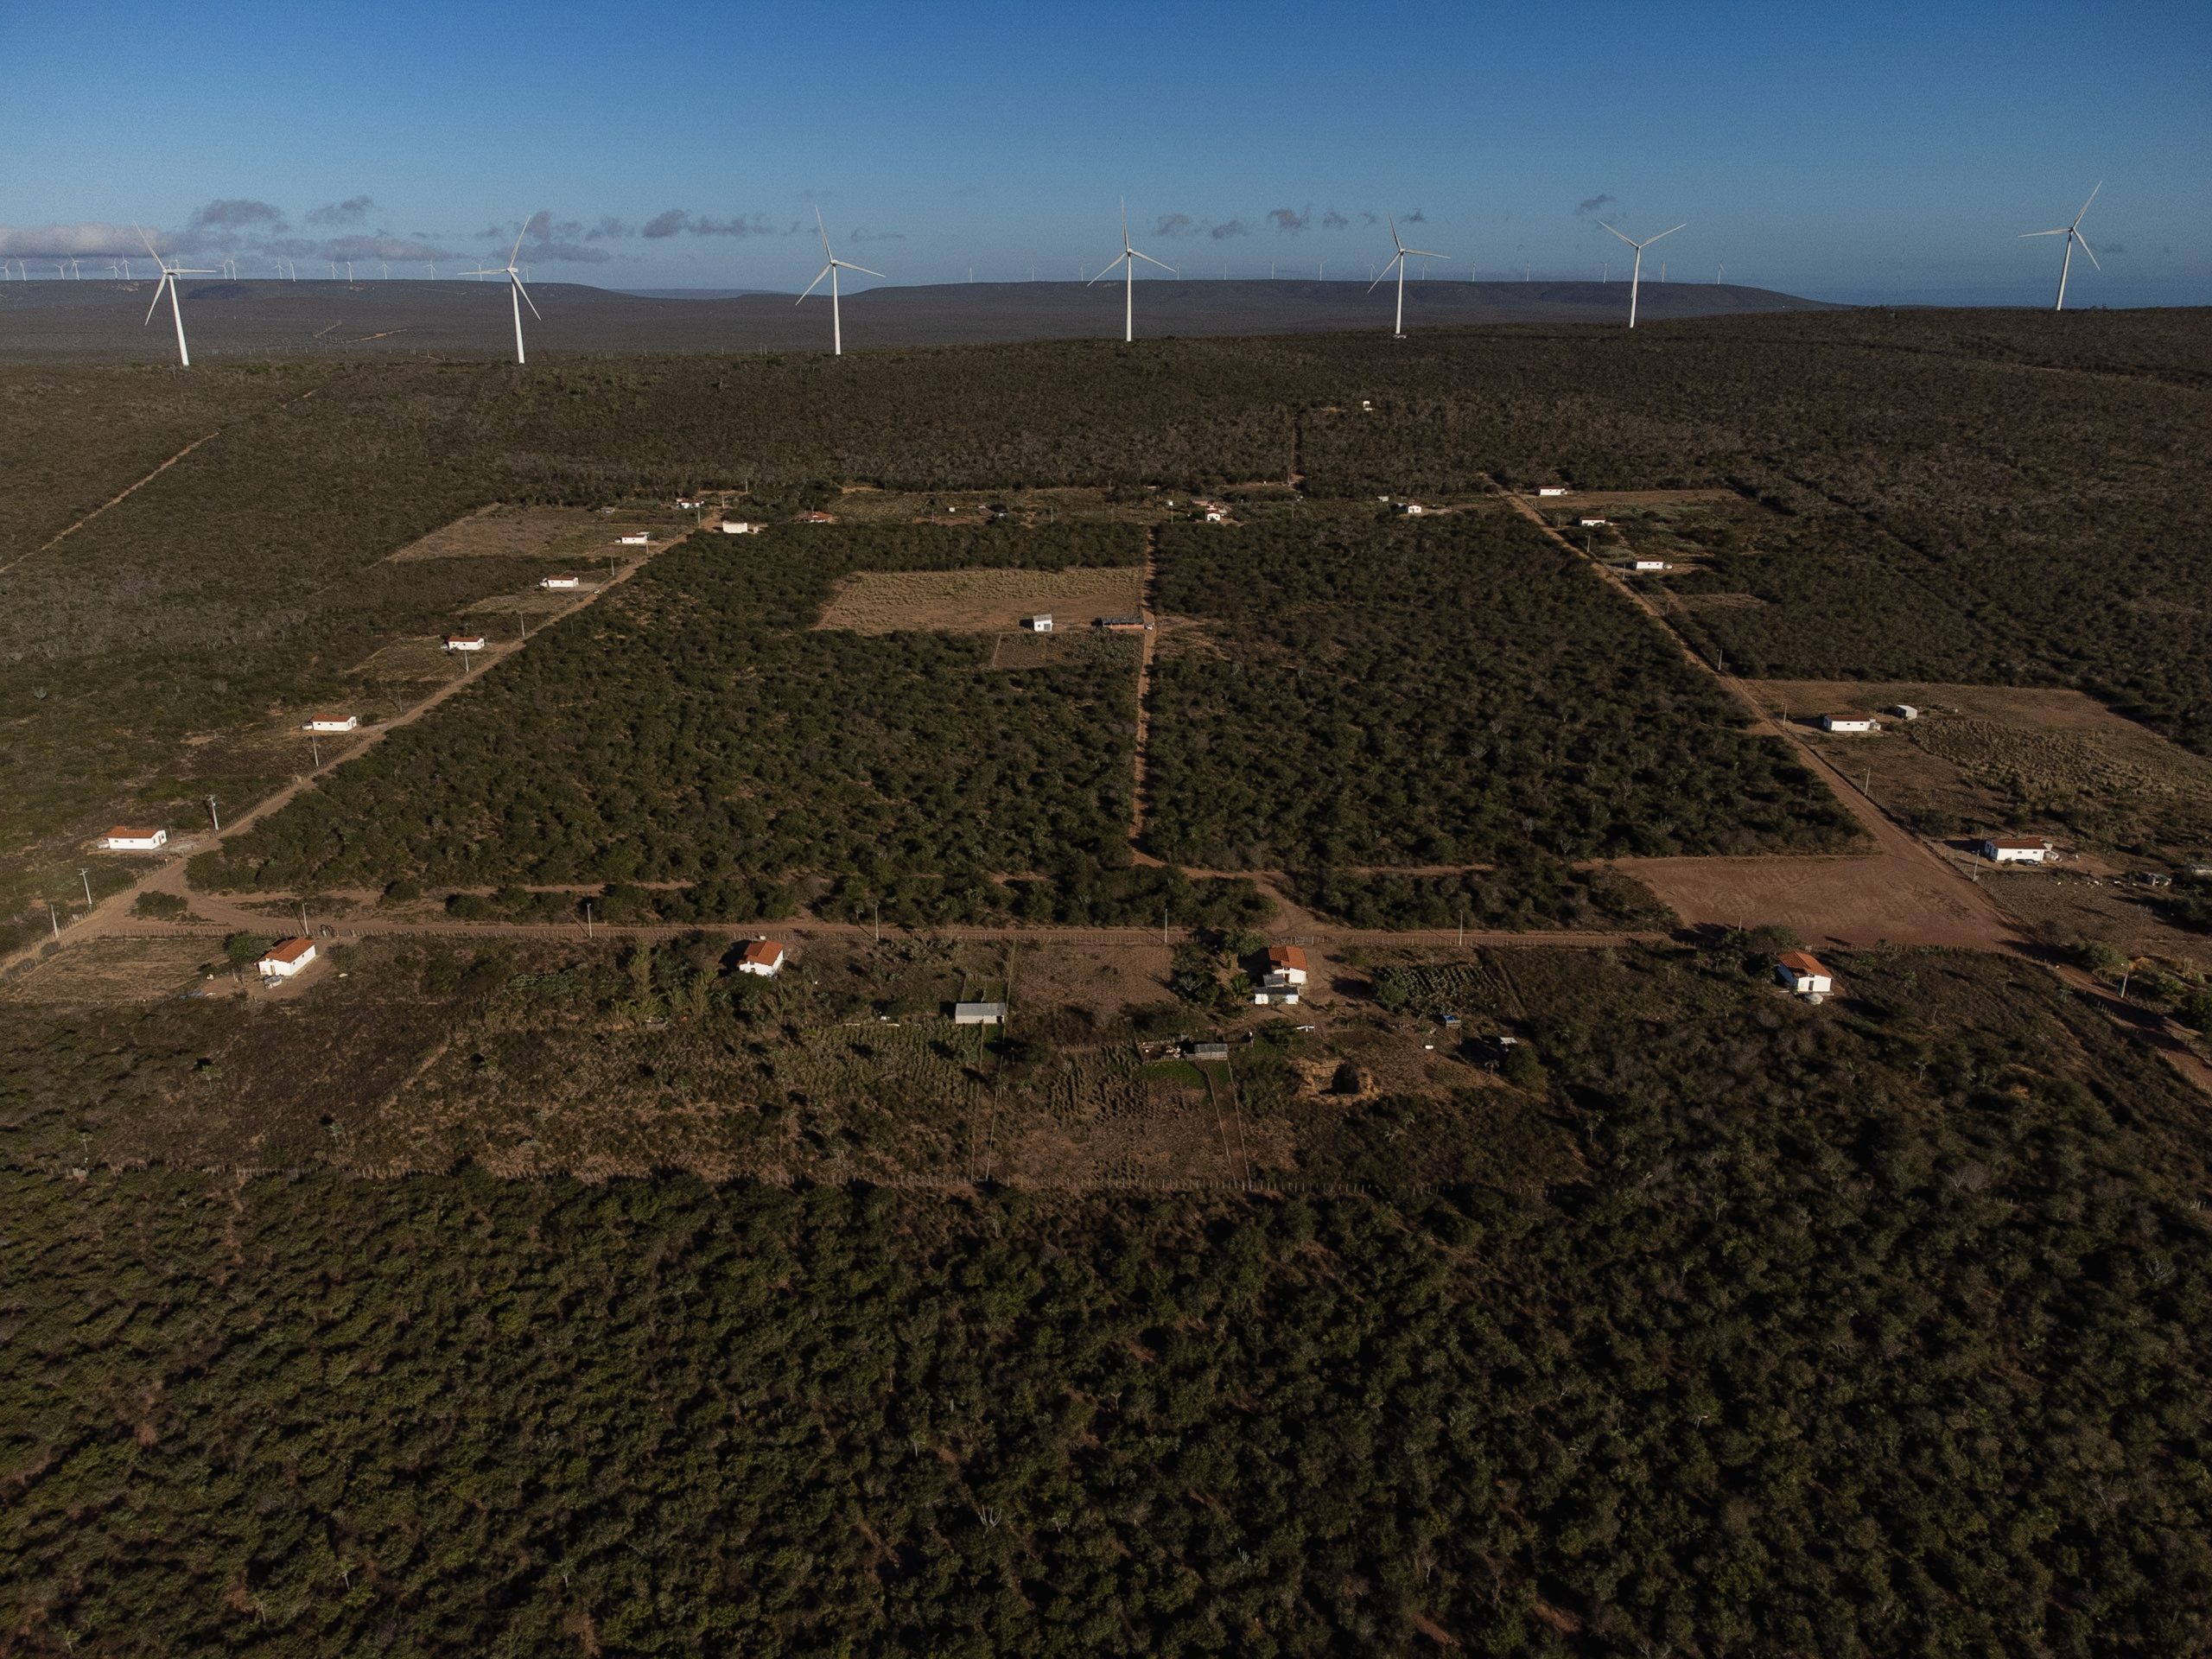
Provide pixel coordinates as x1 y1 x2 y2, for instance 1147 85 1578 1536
299 900 309 936
80 868 92 907
874 899 880 943
310 734 321 768
585 899 594 940
206 795 221 833
518 608 526 642
49 901 60 941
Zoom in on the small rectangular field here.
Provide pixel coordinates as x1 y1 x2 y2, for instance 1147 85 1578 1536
816 564 1145 634
386 505 688 563
0 935 221 1006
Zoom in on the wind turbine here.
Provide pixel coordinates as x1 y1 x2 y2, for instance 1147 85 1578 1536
795 208 883 357
379 260 390 279
462 224 541 365
135 226 216 366
2020 183 2101 312
1368 214 1447 339
1087 200 1174 343
1597 219 1685 327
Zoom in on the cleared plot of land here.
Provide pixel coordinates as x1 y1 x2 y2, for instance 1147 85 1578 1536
817 564 1145 633
1750 680 2212 856
0 935 218 1005
1619 851 2008 950
349 637 461 681
386 504 684 563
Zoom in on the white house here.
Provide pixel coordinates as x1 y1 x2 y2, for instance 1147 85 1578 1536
1820 714 1879 734
99 826 168 851
540 575 581 590
302 715 359 733
737 939 786 977
1396 501 1429 516
719 521 763 535
1980 837 2050 865
1263 945 1309 988
1774 950 1834 997
257 938 317 979
1204 507 1228 524
1580 517 1610 527
1537 486 1569 497
954 1001 1006 1026
1026 613 1054 632
1632 558 1669 572
443 633 487 652
617 532 651 546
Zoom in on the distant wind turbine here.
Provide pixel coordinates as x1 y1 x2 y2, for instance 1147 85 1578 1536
463 223 542 365
796 208 883 357
379 260 390 279
425 260 436 279
2019 183 2101 312
1368 214 1447 339
135 226 216 366
1597 219 1685 327
1087 200 1174 343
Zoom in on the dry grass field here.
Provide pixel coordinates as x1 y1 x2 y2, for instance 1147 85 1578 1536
349 637 465 681
1985 869 2212 976
385 504 687 564
817 563 1145 633
0 935 221 1005
1751 680 2212 856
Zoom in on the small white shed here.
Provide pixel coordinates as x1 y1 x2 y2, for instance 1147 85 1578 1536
1980 837 2050 864
1774 951 1834 997
720 521 762 535
1026 613 1054 632
540 575 581 590
954 1001 1007 1026
99 826 168 851
257 938 317 979
302 715 359 733
443 633 487 652
1537 486 1568 498
1820 715 1879 734
738 939 786 977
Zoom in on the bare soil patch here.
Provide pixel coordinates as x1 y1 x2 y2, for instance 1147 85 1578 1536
817 564 1144 634
1982 869 2212 976
1620 852 2009 950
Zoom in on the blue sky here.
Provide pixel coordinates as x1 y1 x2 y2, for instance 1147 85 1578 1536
4 0 2207 303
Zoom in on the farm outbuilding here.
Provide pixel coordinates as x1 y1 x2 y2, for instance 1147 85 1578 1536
1819 715 1879 734
1026 613 1053 632
617 532 652 545
302 715 359 733
1188 1041 1231 1059
720 521 763 535
798 512 836 525
1263 945 1309 987
1774 950 1834 997
1096 615 1148 632
1537 486 1568 497
1888 704 1921 721
257 938 317 979
1980 837 2051 864
954 1001 1007 1025
1632 558 1669 572
99 826 168 851
540 575 581 590
1253 986 1300 1007
737 940 786 977
443 633 487 652
1580 517 1610 528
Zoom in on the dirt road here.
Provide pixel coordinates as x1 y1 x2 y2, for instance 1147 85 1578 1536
3 533 675 979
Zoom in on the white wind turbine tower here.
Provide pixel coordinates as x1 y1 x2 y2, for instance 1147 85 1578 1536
134 227 216 366
379 260 390 279
1368 214 1446 339
1087 200 1175 343
1597 219 1685 327
2020 183 2101 312
462 224 541 365
796 208 883 357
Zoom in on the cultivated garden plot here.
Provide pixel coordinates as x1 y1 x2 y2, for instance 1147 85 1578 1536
1141 506 1859 869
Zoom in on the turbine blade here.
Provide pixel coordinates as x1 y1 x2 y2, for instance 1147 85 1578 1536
841 261 887 279
817 206 832 257
1389 213 1403 252
1402 247 1447 261
1130 249 1173 272
144 276 167 326
1644 223 1687 245
510 221 529 266
2074 232 2101 270
1367 255 1402 294
1121 197 1128 245
1085 255 1127 287
515 275 543 319
796 264 832 302
135 224 161 259
1598 221 1639 249
2018 229 2068 238
2074 181 2101 226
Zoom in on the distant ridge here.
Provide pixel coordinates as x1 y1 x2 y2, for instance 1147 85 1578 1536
0 276 1844 362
